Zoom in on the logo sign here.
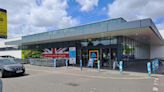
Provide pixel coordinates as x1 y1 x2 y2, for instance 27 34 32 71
89 50 99 60
69 47 76 64
0 8 7 38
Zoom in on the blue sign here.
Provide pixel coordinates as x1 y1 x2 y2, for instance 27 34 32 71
152 59 159 74
155 59 159 69
69 51 76 58
89 50 99 61
69 47 76 64
91 53 97 58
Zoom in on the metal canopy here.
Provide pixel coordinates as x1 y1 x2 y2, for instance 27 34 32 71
5 18 164 46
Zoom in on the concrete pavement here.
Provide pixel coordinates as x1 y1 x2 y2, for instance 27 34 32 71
1 64 163 92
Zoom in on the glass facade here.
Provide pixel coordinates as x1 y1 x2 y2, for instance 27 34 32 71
21 35 151 68
122 36 150 60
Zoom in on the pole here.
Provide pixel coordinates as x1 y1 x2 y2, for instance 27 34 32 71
80 60 82 71
66 59 68 69
97 60 100 72
119 61 123 74
147 62 151 78
53 59 56 69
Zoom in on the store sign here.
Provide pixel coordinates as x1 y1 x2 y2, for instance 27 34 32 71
89 50 99 60
69 47 76 64
0 8 7 38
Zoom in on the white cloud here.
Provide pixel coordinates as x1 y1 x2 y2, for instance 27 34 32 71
0 0 79 38
157 23 164 39
8 24 47 38
76 0 99 12
159 30 164 39
108 0 164 20
157 23 164 30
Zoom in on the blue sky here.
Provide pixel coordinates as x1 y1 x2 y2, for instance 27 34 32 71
67 0 114 24
0 0 164 38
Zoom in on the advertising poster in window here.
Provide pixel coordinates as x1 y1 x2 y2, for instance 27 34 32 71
22 47 76 61
69 47 76 64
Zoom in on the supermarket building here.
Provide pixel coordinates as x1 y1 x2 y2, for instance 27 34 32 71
1 18 164 67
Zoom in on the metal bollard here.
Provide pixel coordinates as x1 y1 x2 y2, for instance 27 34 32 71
80 60 82 71
97 60 100 72
147 62 151 78
119 61 123 74
66 59 68 69
53 59 56 69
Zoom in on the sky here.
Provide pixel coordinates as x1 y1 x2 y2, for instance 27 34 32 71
0 0 164 38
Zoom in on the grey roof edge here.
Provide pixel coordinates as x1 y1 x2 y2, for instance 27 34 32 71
116 18 163 41
22 17 126 37
6 18 163 45
149 19 163 40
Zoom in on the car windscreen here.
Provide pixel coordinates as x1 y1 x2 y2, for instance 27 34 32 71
0 59 17 65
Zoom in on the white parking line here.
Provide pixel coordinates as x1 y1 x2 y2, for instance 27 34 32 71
153 87 159 92
152 77 159 92
154 82 158 86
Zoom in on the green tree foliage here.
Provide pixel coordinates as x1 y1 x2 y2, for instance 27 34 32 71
22 50 42 59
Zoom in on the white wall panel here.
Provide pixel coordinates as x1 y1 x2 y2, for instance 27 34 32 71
0 50 22 59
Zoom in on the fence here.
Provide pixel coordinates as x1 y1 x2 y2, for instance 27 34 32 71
29 59 66 67
14 59 29 64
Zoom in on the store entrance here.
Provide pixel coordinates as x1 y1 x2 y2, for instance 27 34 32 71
101 48 117 68
80 47 117 68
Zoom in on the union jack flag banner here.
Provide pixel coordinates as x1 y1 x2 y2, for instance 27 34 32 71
42 48 69 59
54 48 69 54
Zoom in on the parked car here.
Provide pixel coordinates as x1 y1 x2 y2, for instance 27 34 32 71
0 59 25 78
0 55 15 59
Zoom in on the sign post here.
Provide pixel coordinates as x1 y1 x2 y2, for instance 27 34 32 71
147 62 151 77
97 60 100 72
119 61 123 74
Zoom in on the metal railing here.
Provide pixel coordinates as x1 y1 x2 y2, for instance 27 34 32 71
29 59 66 67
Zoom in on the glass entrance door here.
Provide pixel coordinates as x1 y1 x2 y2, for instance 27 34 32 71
102 48 111 68
102 48 117 68
81 49 88 66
